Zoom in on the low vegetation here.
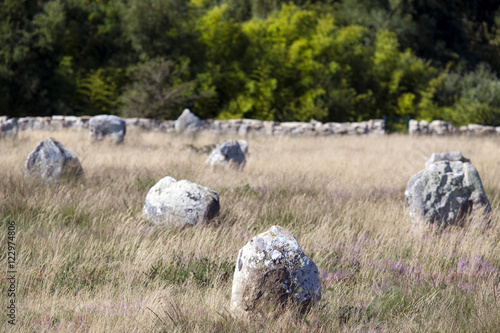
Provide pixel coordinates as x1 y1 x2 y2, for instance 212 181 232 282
1 130 499 332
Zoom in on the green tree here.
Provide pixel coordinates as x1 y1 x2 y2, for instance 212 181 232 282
120 58 215 120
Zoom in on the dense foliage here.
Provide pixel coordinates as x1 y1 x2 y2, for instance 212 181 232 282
2 0 500 126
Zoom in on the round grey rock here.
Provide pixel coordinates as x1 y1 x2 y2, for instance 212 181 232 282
206 140 246 169
231 225 321 320
89 115 126 144
143 176 220 227
175 109 202 132
405 161 491 230
25 137 84 183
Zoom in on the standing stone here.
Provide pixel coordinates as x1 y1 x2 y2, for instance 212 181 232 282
89 115 126 143
237 139 249 154
0 118 18 138
206 140 246 169
405 161 491 230
143 176 220 227
175 109 202 132
231 226 321 321
25 138 84 183
425 151 470 168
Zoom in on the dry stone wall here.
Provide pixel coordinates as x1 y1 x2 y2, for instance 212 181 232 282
409 119 500 136
0 115 385 136
1 115 500 136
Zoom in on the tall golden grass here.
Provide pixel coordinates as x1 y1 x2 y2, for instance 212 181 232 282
1 129 499 332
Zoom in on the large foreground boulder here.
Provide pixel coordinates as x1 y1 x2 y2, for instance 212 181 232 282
206 140 246 169
425 151 470 168
89 115 126 143
175 109 202 132
143 176 220 227
231 226 321 321
25 138 84 183
405 161 491 230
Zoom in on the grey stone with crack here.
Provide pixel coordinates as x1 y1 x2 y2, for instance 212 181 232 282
25 137 84 183
405 161 491 230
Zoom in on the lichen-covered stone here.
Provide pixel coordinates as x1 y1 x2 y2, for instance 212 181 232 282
425 151 470 168
405 161 491 230
25 138 84 183
231 226 321 320
143 176 220 227
89 115 126 143
206 140 246 169
174 109 202 132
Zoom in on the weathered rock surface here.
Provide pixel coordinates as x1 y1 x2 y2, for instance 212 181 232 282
143 176 220 227
237 139 249 154
175 109 202 132
231 226 321 321
425 151 470 168
0 118 18 138
25 138 84 183
405 161 491 230
206 140 246 169
89 115 126 143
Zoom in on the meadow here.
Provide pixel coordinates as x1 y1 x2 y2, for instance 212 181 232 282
1 130 499 332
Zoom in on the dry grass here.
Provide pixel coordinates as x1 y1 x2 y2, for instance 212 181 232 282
1 129 500 332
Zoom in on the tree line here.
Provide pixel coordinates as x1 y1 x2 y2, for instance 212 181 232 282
2 0 500 127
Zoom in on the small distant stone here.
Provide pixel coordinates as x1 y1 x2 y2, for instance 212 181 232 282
89 115 126 144
206 140 246 169
25 137 84 183
143 176 220 227
425 151 470 168
237 139 249 154
175 109 202 132
405 161 491 231
231 225 321 321
1 118 18 138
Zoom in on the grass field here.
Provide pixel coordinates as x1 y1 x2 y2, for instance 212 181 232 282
1 129 499 332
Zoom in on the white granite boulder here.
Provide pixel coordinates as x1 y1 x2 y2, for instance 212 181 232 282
425 151 470 168
143 176 220 227
405 161 491 230
231 226 321 320
0 118 18 138
175 109 202 132
206 140 246 169
89 115 126 143
25 138 84 183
